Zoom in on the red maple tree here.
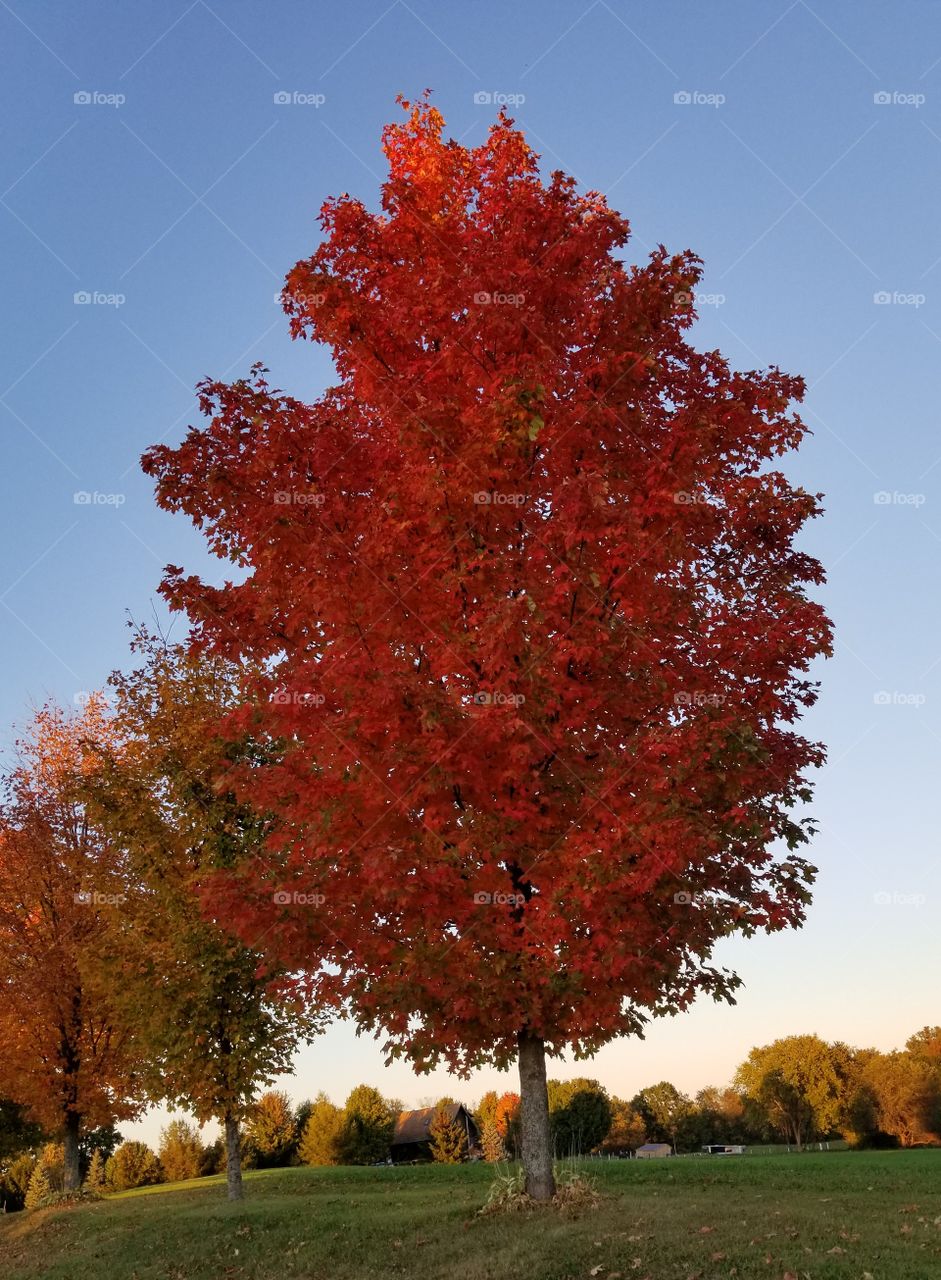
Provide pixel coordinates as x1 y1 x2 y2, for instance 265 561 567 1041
143 96 831 1199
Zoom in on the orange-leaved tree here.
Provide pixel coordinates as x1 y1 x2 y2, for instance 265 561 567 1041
0 698 143 1191
142 96 831 1200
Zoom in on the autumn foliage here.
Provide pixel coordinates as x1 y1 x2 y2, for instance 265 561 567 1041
0 699 142 1190
142 96 830 1195
84 631 316 1201
428 1101 469 1163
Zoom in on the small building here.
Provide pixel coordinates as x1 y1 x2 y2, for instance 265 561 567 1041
635 1142 672 1159
702 1144 746 1156
391 1103 480 1163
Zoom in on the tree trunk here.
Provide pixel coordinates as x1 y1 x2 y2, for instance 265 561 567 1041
224 1112 243 1201
62 1111 81 1192
517 1031 556 1201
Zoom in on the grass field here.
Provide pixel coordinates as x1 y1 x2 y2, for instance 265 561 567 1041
2 1150 940 1279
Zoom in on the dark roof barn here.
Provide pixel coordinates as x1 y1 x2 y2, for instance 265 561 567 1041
391 1103 480 1162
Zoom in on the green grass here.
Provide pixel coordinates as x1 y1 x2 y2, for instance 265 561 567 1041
2 1150 940 1279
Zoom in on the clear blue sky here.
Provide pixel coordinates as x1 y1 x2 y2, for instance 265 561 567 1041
2 1 939 1143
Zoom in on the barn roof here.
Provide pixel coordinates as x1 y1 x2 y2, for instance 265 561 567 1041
392 1103 466 1146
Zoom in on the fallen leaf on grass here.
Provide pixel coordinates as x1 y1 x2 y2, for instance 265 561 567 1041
698 1225 715 1235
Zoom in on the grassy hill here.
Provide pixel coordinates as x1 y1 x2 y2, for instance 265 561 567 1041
2 1151 940 1279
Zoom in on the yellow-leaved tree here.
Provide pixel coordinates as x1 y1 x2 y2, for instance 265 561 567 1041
85 628 321 1200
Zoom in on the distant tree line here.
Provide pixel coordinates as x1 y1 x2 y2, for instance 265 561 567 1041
3 1026 939 1210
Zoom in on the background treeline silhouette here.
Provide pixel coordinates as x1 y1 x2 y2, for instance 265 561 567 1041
3 1028 938 1210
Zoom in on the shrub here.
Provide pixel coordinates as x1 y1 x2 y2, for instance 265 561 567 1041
478 1165 600 1216
24 1163 52 1210
245 1091 296 1167
83 1148 108 1191
338 1085 395 1165
30 1188 102 1210
23 1142 64 1209
105 1141 162 1191
158 1119 204 1183
292 1099 313 1164
197 1138 225 1177
298 1093 344 1166
0 1152 37 1211
429 1101 468 1163
480 1119 505 1162
238 1136 259 1170
548 1079 612 1156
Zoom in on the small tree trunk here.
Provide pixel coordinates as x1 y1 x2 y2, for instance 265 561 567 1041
62 1111 81 1192
517 1031 556 1201
224 1112 243 1201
